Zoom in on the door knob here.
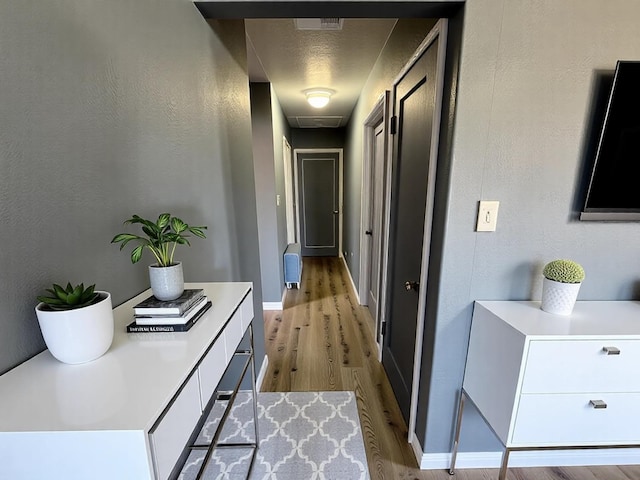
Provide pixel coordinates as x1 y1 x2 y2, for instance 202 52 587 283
404 281 419 292
333 210 339 214
365 230 373 236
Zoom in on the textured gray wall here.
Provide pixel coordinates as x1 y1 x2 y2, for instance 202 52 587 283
422 0 640 453
250 83 291 303
0 3 264 374
270 86 292 288
251 83 281 302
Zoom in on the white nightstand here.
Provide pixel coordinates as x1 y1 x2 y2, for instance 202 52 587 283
449 300 640 479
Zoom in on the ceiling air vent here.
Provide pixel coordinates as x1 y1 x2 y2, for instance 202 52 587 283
294 18 344 31
294 116 343 128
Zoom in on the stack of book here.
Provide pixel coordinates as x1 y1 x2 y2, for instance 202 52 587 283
126 289 212 333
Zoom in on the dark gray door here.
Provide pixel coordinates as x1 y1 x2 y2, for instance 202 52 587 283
297 152 339 257
382 37 439 423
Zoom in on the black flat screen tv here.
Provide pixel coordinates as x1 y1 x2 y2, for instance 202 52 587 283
581 61 640 221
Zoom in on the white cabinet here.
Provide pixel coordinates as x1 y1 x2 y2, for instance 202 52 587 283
0 282 254 480
450 301 640 479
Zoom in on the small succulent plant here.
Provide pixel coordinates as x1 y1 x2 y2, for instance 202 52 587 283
37 283 100 311
543 259 585 284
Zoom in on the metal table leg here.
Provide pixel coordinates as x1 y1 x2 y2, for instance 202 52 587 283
498 447 510 480
448 391 466 475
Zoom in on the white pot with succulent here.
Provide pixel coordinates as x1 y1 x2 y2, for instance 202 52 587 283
111 213 207 301
540 259 585 315
35 283 114 364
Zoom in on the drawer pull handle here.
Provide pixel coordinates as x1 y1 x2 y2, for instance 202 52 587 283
589 399 607 409
602 346 621 355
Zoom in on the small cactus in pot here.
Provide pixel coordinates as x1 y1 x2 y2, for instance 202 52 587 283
542 260 585 284
541 259 585 315
37 283 100 311
35 282 114 364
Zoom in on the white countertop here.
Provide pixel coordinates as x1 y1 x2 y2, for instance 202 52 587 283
0 282 251 433
476 300 640 338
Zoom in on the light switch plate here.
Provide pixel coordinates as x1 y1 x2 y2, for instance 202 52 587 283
477 201 499 232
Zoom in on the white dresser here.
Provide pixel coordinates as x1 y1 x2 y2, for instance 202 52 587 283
450 300 640 479
0 282 255 480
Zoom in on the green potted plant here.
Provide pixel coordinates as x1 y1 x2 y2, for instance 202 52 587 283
35 283 114 364
540 259 585 315
111 213 207 301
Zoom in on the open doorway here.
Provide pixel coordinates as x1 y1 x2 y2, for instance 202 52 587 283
197 2 464 471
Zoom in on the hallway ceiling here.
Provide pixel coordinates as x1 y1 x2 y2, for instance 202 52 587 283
245 18 397 128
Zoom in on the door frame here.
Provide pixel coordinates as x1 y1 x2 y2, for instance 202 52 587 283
358 91 390 359
381 18 448 444
282 136 296 244
293 148 344 258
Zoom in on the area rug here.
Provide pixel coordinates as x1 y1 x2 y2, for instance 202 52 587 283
179 391 370 480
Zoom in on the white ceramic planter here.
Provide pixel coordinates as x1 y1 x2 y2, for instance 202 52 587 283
35 292 114 364
540 278 582 315
149 261 184 301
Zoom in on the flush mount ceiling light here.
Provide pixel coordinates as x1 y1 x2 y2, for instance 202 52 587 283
304 89 334 109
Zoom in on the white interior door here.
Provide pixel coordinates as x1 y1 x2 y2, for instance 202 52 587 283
282 137 296 243
367 121 385 319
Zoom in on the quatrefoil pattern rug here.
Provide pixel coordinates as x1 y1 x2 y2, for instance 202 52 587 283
179 391 370 480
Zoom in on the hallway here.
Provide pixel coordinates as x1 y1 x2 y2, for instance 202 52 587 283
261 256 420 478
260 257 640 480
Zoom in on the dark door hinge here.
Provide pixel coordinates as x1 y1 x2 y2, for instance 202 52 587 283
390 116 397 135
381 321 387 336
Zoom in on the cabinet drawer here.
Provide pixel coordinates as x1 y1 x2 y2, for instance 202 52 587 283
521 340 640 393
198 334 227 409
150 373 202 480
511 393 640 446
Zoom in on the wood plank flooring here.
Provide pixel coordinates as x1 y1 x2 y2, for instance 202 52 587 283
260 257 640 480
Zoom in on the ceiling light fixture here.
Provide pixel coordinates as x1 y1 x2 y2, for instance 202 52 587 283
304 89 334 109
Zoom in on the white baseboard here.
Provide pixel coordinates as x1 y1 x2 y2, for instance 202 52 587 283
419 449 640 470
255 355 268 392
262 288 287 311
340 255 360 304
263 302 283 311
410 434 424 466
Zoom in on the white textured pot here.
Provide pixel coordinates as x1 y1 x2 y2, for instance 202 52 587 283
540 278 582 315
35 292 114 364
149 261 184 301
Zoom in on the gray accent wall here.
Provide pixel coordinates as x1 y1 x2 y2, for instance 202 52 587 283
423 0 640 454
250 83 291 303
0 4 264 374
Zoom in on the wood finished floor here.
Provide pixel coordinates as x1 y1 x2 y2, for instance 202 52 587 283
260 257 640 480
